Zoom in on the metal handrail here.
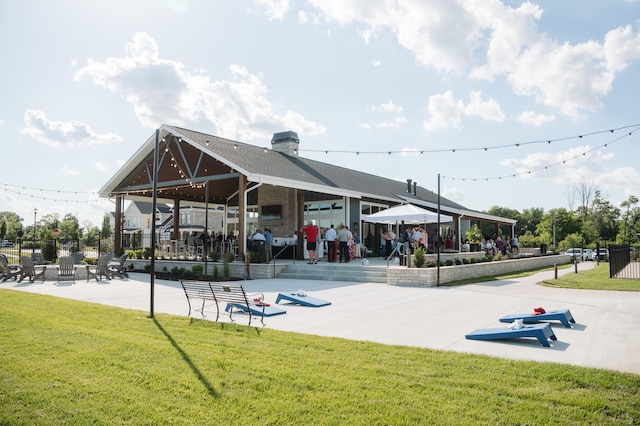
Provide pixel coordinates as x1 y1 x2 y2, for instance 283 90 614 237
272 244 296 277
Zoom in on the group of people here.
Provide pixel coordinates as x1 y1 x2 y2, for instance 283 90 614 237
481 234 519 256
301 221 363 264
380 226 430 258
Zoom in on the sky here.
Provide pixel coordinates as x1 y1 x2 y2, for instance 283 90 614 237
2 0 640 230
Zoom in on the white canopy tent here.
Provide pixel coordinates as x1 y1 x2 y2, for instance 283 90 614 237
364 204 453 224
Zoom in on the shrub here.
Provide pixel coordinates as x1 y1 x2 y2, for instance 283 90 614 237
454 258 462 265
470 258 477 264
223 260 230 280
209 251 220 262
212 265 220 280
426 259 437 268
144 264 151 273
462 258 470 264
143 247 153 259
224 252 235 263
493 252 503 261
444 259 454 266
413 247 427 268
191 265 204 276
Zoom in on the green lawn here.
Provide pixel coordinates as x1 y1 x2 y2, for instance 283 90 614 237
541 262 640 291
1 289 639 424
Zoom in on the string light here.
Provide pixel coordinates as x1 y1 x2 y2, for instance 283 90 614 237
442 126 638 182
298 124 639 155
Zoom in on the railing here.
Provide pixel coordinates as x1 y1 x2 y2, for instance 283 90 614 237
609 244 640 279
272 244 296 277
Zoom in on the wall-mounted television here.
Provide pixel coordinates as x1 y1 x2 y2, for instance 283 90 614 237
261 204 282 220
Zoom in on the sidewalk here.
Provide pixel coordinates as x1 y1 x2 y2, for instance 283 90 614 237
4 261 638 375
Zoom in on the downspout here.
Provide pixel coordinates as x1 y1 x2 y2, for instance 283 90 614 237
243 180 263 258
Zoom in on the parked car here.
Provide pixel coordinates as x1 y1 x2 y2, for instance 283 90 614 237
592 248 609 261
564 248 591 261
0 241 14 247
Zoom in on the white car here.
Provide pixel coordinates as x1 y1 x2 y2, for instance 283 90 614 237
592 248 609 261
564 248 591 261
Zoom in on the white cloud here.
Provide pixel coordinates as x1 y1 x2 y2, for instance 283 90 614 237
378 116 408 128
74 32 325 141
255 0 291 20
21 109 122 147
464 91 505 122
516 111 555 126
423 91 465 131
423 90 503 130
306 0 640 118
370 99 403 113
371 60 381 67
61 165 80 175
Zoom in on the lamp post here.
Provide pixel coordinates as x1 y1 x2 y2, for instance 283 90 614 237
33 208 38 253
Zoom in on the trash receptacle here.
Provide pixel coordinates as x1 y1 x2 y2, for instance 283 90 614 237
540 244 547 255
251 240 266 262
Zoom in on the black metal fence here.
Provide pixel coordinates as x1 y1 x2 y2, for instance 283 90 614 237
0 239 113 262
609 244 640 279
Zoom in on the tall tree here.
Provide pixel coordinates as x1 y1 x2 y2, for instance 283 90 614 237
618 195 640 244
101 213 112 239
583 190 619 244
0 212 24 241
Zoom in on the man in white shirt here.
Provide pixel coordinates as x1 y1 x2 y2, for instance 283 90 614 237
325 224 337 262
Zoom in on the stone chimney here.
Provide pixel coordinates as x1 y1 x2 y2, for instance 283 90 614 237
271 131 299 157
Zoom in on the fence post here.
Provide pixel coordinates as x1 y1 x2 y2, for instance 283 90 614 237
554 263 558 280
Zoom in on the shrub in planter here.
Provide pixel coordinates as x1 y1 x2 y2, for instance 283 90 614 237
224 252 235 263
209 251 220 262
212 265 220 280
223 260 230 280
143 247 153 259
144 264 151 273
454 258 462 265
426 259 437 268
444 259 454 266
470 258 477 264
191 265 204 277
493 252 503 261
413 247 427 268
462 258 470 264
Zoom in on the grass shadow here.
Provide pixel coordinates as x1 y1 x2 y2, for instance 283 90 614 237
153 317 220 398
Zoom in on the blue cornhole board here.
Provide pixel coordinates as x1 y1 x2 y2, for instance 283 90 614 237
499 309 575 328
225 303 286 317
275 292 331 307
465 323 557 347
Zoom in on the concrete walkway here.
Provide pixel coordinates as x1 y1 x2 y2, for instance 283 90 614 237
3 261 638 375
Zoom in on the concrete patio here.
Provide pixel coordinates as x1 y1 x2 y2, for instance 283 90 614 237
3 260 638 375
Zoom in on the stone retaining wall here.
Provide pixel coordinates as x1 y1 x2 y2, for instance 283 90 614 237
387 254 571 287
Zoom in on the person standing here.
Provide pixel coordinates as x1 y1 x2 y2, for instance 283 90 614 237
338 225 350 263
512 234 519 254
263 228 273 263
325 224 337 262
301 221 319 264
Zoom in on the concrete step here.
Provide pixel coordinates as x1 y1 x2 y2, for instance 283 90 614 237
277 262 388 283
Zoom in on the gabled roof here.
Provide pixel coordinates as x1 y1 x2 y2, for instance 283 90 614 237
99 124 512 224
129 201 172 215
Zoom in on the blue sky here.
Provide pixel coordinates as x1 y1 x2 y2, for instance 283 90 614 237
2 0 640 229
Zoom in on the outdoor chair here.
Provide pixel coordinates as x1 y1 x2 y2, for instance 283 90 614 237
86 254 112 281
108 254 129 278
32 252 45 265
70 252 84 264
0 254 22 282
56 256 77 284
18 256 47 283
